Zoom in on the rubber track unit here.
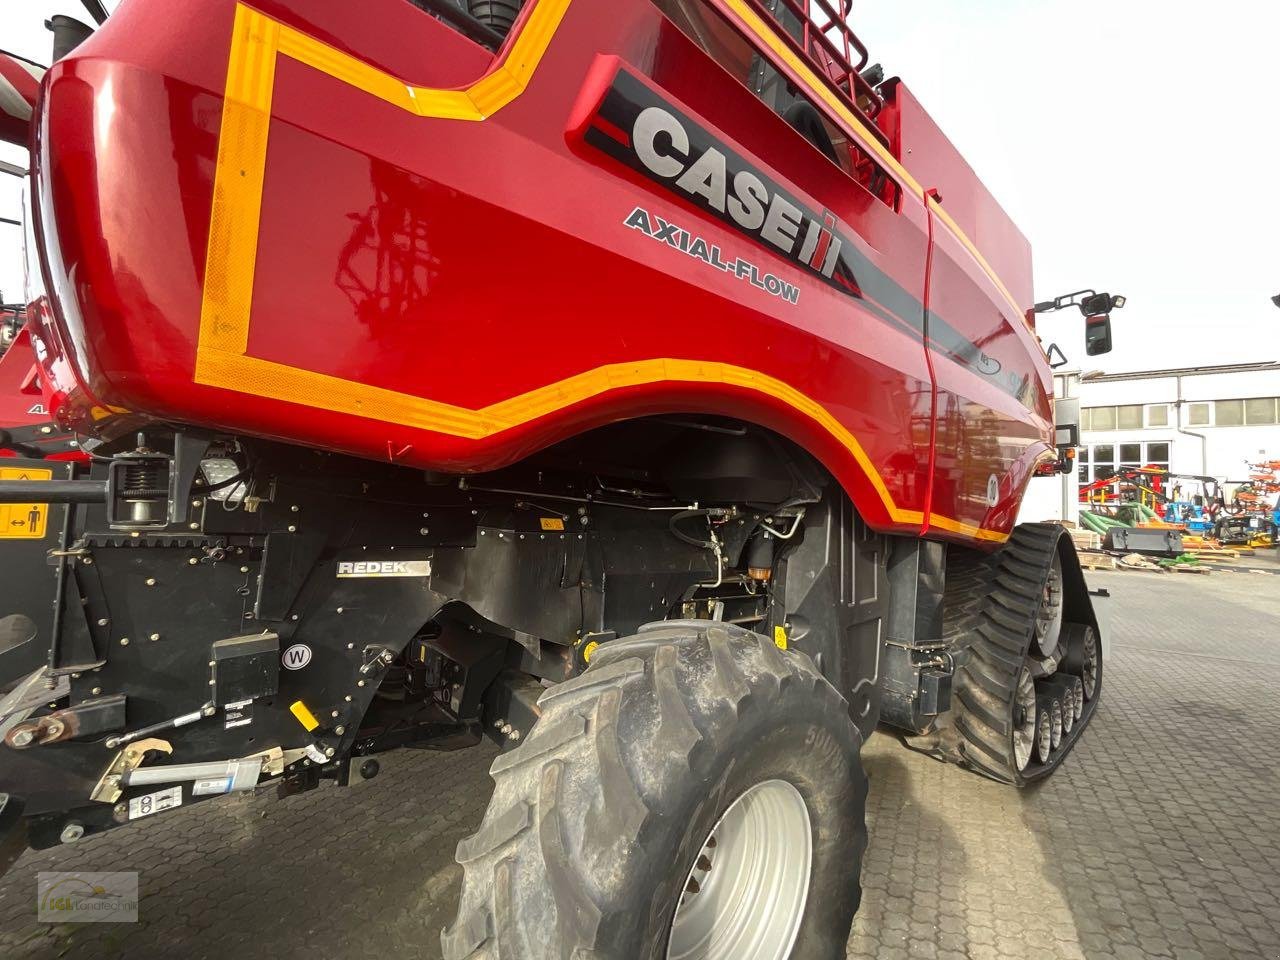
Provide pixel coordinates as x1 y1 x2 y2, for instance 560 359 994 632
441 620 866 960
939 523 1101 785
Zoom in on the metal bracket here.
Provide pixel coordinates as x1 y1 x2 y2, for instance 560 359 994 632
90 737 173 804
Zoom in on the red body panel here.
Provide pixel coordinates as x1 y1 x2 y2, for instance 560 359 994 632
0 324 47 427
25 0 1052 544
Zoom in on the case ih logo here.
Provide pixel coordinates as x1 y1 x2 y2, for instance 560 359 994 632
336 560 432 578
585 70 852 294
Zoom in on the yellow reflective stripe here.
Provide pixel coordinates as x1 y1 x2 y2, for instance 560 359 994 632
927 513 1010 543
272 0 572 120
198 3 277 359
191 2 1009 544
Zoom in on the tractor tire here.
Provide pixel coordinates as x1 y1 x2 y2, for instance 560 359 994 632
441 620 867 960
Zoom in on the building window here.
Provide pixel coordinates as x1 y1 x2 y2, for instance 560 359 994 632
1082 404 1163 431
1187 402 1210 426
1215 400 1244 426
1116 405 1142 429
1245 398 1278 425
1079 440 1173 496
1092 444 1115 481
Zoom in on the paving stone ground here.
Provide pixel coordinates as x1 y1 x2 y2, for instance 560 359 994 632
1 561 1278 959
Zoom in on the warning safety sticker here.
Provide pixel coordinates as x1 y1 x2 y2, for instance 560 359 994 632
0 467 51 539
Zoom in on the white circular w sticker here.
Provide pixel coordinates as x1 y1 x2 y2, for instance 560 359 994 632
282 643 312 670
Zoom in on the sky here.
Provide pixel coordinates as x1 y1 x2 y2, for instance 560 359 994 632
1 0 1277 374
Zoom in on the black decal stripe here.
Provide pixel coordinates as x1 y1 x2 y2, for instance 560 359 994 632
593 68 1032 407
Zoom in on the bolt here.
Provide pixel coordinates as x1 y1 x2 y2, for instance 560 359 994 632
336 607 344 614
150 633 160 641
192 498 203 508
331 710 339 718
287 525 297 533
12 729 34 748
82 557 93 565
344 695 352 703
189 522 199 530
381 651 394 663
494 718 505 729
202 705 216 717
346 642 354 650
324 746 335 758
419 527 429 535
335 725 345 735
60 823 85 844
91 687 102 696
188 557 199 565
240 566 249 574
119 637 129 646
96 618 109 627
112 803 128 823
291 614 299 621
208 660 216 668
357 680 365 688
501 723 513 736
509 729 521 741
290 505 299 512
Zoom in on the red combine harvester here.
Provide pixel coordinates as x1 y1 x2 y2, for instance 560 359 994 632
0 2 1121 955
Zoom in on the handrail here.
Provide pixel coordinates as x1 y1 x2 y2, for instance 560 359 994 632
738 0 885 127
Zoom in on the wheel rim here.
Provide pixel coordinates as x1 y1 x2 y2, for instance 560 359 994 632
1012 667 1037 771
1070 677 1084 721
1035 709 1053 763
1080 630 1098 700
1050 700 1064 749
1033 556 1064 659
1060 693 1075 735
667 779 813 960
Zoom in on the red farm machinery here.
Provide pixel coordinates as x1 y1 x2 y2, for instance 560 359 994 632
0 2 1120 956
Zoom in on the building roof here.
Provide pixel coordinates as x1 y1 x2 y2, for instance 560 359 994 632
1080 361 1280 383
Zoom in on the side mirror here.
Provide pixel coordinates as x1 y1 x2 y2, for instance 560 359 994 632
1084 314 1113 356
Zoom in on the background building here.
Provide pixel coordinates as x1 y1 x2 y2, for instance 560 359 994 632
1018 361 1280 525
1077 361 1280 493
